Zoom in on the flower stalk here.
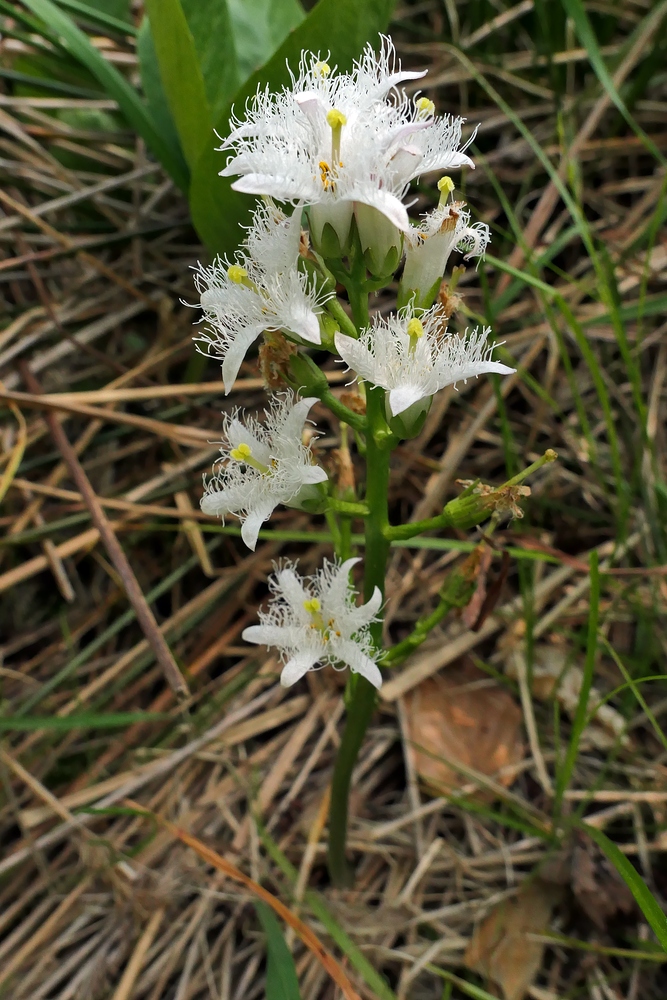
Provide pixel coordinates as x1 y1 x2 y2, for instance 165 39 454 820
190 34 543 888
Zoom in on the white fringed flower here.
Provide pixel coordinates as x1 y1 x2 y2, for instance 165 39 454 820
401 185 491 306
335 305 515 417
242 557 383 688
218 35 475 241
200 392 328 550
193 200 331 393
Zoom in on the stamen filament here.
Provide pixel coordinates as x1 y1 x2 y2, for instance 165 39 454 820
326 108 347 165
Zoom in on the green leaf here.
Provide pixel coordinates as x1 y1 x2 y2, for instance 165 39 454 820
581 823 667 951
189 0 396 252
137 17 187 177
181 0 240 121
254 902 302 1000
228 0 305 82
20 0 189 191
143 0 212 171
0 712 169 731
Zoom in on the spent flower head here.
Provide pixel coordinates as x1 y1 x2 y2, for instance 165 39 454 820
200 391 327 550
218 36 475 244
193 199 331 393
242 557 383 688
335 304 516 417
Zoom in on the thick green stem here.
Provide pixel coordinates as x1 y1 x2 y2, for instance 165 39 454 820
328 380 391 887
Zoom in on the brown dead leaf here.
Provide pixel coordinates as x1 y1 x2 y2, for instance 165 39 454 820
404 661 524 798
571 831 635 929
465 881 561 1000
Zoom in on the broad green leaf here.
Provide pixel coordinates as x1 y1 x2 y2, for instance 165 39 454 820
137 17 187 178
582 823 667 951
254 902 302 1000
20 0 189 190
0 712 169 731
143 0 212 171
228 0 305 82
181 0 240 121
189 0 396 253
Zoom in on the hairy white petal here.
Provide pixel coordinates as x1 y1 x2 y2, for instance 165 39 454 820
193 201 331 393
338 306 515 413
388 384 426 416
331 638 383 689
200 392 327 549
218 35 476 230
281 651 320 687
243 557 382 687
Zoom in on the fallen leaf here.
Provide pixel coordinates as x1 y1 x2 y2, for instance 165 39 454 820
465 881 561 1000
404 661 524 798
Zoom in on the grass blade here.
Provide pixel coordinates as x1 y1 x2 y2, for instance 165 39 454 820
560 0 666 167
553 550 599 816
581 823 667 951
0 712 169 731
255 901 302 1000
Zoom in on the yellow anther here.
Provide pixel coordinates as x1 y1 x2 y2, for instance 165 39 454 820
303 597 321 615
407 318 424 340
319 160 333 189
228 264 248 284
314 60 330 78
416 96 435 117
230 442 252 461
326 108 347 129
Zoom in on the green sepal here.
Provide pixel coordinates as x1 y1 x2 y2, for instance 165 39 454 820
397 275 443 311
318 221 344 261
286 352 329 396
318 311 339 351
388 397 432 439
441 491 494 531
363 242 401 281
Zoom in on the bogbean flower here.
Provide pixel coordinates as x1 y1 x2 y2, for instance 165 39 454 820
218 36 475 256
193 200 331 393
334 304 515 420
242 557 383 688
200 392 327 550
399 176 492 308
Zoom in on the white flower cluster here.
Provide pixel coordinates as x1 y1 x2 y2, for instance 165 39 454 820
220 35 474 241
193 36 516 689
242 558 383 689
